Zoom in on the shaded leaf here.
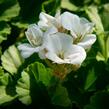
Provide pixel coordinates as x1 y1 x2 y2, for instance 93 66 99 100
51 84 71 107
18 0 44 22
84 92 109 109
29 62 53 87
84 69 97 91
42 0 61 15
100 4 109 31
16 62 53 105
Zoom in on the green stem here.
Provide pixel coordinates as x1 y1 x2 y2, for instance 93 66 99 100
104 35 108 63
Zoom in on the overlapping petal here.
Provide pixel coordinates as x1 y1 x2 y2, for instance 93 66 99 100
38 11 61 31
40 33 86 64
18 44 40 58
61 11 96 49
77 34 96 49
25 24 43 46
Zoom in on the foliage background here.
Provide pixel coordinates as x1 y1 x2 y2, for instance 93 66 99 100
0 0 109 109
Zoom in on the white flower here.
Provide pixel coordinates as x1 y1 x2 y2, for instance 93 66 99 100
61 12 96 49
39 32 86 65
38 11 65 32
18 24 43 58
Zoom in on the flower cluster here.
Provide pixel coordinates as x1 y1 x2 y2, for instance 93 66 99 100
18 11 96 78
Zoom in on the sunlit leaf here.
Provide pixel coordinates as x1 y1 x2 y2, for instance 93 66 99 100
1 45 23 75
61 0 78 11
0 86 17 105
0 67 17 105
12 21 28 29
85 6 106 62
16 70 31 105
85 6 104 35
96 52 105 61
0 21 11 44
0 1 20 21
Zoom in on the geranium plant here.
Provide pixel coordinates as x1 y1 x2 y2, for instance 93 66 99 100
0 0 109 109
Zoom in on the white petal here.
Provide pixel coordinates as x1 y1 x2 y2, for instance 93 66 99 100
38 46 47 59
80 18 94 36
61 12 80 31
64 45 86 64
38 12 55 29
78 34 96 49
25 24 43 46
38 21 49 30
44 26 58 36
46 52 64 64
40 12 54 21
43 32 73 53
18 43 40 58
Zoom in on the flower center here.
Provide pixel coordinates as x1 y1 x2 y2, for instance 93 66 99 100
29 36 42 47
73 34 83 44
58 51 64 59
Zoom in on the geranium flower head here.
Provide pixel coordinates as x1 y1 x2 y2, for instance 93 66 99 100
61 12 96 49
39 32 86 65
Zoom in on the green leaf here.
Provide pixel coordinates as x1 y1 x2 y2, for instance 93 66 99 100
0 86 16 105
100 4 109 31
16 70 31 105
84 92 109 109
69 0 95 6
84 69 97 91
107 36 109 58
42 0 61 15
18 0 44 22
0 67 17 105
85 6 107 62
12 21 28 29
51 84 71 107
85 6 104 34
61 0 78 11
0 1 20 21
29 62 53 87
0 21 11 43
0 67 4 76
16 62 53 105
0 47 2 57
96 52 105 61
1 45 23 75
0 67 9 86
